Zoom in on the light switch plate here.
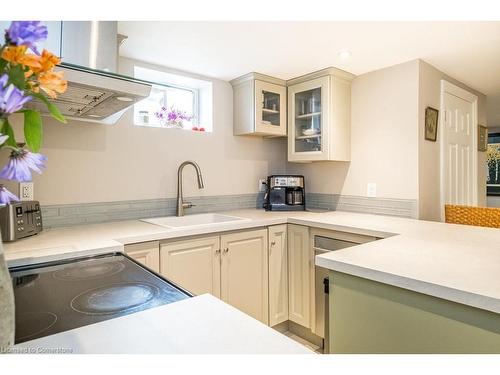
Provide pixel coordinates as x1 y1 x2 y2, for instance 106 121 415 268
367 182 377 198
19 182 34 201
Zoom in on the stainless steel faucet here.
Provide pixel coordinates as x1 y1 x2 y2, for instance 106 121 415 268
176 161 204 216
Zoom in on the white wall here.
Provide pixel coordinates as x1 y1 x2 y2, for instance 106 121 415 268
418 60 487 221
288 59 488 221
4 57 488 216
487 95 500 128
5 58 287 205
288 60 420 200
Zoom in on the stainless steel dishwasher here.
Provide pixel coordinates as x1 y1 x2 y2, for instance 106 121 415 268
311 228 378 351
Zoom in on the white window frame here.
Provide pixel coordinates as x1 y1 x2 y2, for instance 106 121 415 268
134 68 201 129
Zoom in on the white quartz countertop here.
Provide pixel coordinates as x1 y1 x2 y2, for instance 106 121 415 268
5 208 500 314
4 210 300 267
12 294 312 354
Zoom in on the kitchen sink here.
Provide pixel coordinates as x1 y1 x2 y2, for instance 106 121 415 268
141 213 248 228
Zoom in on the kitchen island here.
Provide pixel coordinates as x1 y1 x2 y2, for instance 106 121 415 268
300 213 500 353
4 209 500 353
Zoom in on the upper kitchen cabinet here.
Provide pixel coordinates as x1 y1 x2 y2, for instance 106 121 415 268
231 73 287 137
287 67 355 162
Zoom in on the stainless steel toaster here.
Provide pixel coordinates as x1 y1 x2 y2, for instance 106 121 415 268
0 200 43 242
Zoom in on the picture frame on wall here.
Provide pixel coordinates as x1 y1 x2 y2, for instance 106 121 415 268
424 107 439 142
478 125 488 151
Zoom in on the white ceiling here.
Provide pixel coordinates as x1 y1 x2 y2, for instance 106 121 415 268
118 22 500 95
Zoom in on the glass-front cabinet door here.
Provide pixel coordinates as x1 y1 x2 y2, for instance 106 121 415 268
288 76 330 161
254 80 287 136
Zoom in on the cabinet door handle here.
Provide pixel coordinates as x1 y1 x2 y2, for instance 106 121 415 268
215 249 221 256
270 241 276 246
223 248 229 254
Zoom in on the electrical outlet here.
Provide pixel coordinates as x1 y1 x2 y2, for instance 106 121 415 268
19 182 34 201
366 182 377 198
258 178 267 192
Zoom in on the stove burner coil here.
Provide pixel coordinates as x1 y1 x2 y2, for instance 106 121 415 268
70 282 159 315
53 261 125 281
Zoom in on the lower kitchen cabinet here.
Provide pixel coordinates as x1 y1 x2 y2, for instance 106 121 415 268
221 229 269 325
268 224 288 326
124 241 160 273
159 229 270 324
287 224 311 328
160 236 221 297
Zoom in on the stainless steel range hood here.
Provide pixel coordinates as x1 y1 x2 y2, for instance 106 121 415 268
28 63 152 124
25 21 152 124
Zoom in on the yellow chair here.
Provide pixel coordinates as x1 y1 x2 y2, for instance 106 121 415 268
445 204 500 228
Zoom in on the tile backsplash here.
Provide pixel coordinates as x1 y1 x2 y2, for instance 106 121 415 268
41 193 417 228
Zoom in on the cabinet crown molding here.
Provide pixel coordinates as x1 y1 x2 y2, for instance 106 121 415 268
286 66 355 86
230 72 286 87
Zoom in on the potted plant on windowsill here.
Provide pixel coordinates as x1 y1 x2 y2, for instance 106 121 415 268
0 21 67 352
154 106 192 129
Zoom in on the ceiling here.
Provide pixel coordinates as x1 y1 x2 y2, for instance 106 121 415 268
118 22 500 95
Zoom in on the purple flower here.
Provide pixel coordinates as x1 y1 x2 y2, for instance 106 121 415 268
6 21 48 54
0 149 47 182
0 74 32 117
0 185 19 205
154 106 192 127
167 111 178 121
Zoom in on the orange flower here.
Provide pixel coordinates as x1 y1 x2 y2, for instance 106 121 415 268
1 45 41 71
34 49 60 73
35 71 67 99
24 49 61 79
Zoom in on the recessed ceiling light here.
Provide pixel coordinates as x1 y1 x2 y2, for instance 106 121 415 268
338 50 352 60
115 96 133 102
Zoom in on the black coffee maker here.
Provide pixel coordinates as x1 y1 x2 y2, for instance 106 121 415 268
263 175 306 211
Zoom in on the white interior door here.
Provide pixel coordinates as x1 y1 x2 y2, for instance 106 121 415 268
440 80 478 218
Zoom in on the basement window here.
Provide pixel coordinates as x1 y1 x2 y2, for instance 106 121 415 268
133 66 213 132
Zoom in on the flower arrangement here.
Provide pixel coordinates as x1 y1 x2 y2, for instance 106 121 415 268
0 21 66 204
154 106 192 128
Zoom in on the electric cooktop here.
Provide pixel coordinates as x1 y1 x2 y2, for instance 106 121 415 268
10 253 191 344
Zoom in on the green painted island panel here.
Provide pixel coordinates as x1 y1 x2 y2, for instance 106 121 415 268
328 271 500 354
